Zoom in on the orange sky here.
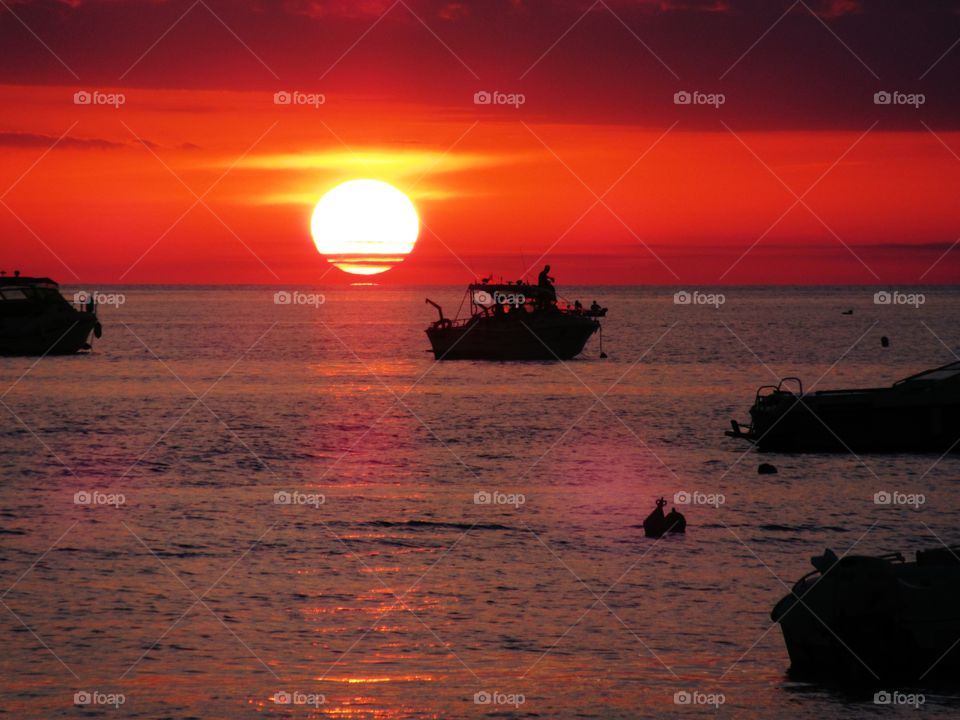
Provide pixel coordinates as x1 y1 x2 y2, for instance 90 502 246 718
2 1 959 284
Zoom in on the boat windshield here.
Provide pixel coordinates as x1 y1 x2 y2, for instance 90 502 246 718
0 288 31 301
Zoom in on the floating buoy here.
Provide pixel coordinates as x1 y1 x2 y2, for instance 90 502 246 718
881 336 890 348
758 463 778 475
842 309 853 315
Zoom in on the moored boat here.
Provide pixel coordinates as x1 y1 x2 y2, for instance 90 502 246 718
772 547 960 683
425 279 605 361
0 272 101 356
726 362 960 453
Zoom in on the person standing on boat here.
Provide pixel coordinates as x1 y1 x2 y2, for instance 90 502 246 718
538 264 556 308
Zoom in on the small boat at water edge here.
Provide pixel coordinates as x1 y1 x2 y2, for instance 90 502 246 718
425 279 605 361
772 547 960 683
727 361 960 453
0 272 101 356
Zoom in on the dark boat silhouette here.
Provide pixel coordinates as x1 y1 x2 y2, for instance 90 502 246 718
772 547 960 683
425 281 604 361
726 362 960 452
0 273 101 356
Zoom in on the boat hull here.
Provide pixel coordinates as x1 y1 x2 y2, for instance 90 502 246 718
772 553 960 683
0 314 98 356
426 315 599 361
748 393 960 453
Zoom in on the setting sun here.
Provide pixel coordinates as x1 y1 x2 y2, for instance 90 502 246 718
310 179 419 276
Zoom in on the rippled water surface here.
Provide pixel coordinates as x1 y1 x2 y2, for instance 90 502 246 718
2 285 960 718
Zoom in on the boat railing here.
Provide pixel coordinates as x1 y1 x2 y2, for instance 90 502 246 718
756 377 802 403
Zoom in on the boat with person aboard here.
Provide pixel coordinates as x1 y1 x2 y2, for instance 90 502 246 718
726 361 960 453
772 546 960 683
424 274 606 361
0 272 101 356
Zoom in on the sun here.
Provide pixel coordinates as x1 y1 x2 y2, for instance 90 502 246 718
310 179 419 276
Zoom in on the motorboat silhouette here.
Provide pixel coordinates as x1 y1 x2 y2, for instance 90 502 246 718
425 280 604 361
726 362 960 452
642 497 686 538
0 273 101 356
772 547 960 683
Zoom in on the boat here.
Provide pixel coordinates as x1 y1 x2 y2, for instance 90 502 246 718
726 362 960 452
424 280 604 361
0 272 101 356
771 547 960 683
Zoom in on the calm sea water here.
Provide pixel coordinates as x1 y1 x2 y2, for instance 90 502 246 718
2 285 959 719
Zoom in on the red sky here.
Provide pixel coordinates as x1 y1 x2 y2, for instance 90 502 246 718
2 0 959 284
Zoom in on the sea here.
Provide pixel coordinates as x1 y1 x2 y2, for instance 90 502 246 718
1 285 959 719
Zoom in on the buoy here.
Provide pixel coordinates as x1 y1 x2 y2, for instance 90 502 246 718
881 336 890 348
758 463 778 475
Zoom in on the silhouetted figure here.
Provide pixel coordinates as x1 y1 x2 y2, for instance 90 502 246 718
537 264 556 308
574 300 583 313
643 497 668 538
590 300 601 313
665 507 686 534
